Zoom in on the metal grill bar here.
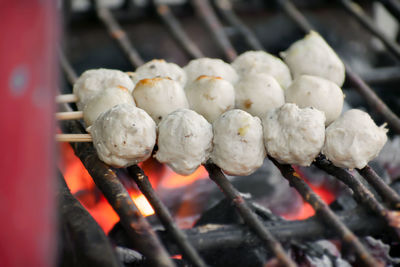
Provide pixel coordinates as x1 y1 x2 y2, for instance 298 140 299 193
315 155 400 238
204 163 297 267
127 165 207 267
60 120 174 267
190 0 237 61
276 0 400 134
358 165 400 209
214 0 264 50
94 1 144 68
59 49 78 84
269 157 379 267
340 0 400 61
155 4 204 59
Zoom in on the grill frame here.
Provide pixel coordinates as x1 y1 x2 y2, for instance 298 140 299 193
59 1 400 266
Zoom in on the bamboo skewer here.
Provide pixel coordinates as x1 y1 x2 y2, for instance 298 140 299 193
56 134 92 142
56 94 78 104
56 111 83 120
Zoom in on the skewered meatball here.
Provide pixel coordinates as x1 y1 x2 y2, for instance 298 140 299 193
132 59 187 87
235 73 285 118
322 109 388 169
280 31 345 87
73 68 134 110
90 104 156 168
184 58 239 85
132 77 189 124
211 109 266 176
83 86 135 127
185 75 235 123
285 75 344 125
231 50 292 89
262 103 326 166
156 109 213 175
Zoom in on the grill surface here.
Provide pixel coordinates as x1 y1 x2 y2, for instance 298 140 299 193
59 1 400 266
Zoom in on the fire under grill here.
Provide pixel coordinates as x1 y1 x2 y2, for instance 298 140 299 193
58 1 400 266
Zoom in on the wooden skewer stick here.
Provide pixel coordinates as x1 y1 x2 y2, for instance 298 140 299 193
56 134 92 142
56 111 83 120
56 94 78 103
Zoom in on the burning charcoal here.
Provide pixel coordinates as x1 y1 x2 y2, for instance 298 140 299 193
73 68 134 110
115 246 144 265
231 50 292 89
362 236 400 266
131 59 187 87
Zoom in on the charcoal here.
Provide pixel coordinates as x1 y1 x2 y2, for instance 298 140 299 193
362 236 400 266
115 247 144 266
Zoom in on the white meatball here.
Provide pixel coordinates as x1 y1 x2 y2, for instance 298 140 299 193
262 103 326 166
211 109 266 176
73 68 134 110
184 58 239 85
280 31 345 87
231 50 292 89
83 86 135 127
235 73 285 118
155 109 213 175
285 75 344 125
132 59 187 87
322 109 388 169
90 104 156 168
132 77 189 124
186 75 235 123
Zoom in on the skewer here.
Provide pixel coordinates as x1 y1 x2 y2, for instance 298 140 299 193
56 94 78 104
56 111 83 120
56 134 92 142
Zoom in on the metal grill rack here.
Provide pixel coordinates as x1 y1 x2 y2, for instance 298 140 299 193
59 1 400 266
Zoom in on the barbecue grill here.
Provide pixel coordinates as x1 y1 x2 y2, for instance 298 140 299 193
58 1 400 266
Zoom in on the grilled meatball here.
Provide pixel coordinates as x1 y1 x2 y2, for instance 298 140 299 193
281 31 345 87
83 86 135 127
285 75 344 125
132 59 187 87
156 109 213 175
211 109 266 176
185 75 235 123
73 68 134 110
231 50 292 89
132 77 189 124
235 73 285 118
90 104 156 168
262 103 326 166
322 109 388 169
184 58 238 85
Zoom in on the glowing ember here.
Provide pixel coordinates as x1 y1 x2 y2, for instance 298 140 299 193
131 194 155 217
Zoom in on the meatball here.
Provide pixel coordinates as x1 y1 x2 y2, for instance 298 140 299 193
155 109 213 175
211 109 266 176
262 103 326 166
132 77 189 124
235 73 285 118
83 86 135 127
322 109 388 169
285 75 344 125
73 68 134 110
185 75 235 123
280 31 345 87
90 104 156 168
231 50 292 89
184 58 238 85
132 59 187 87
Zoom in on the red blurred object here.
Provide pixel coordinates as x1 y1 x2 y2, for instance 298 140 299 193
0 1 58 266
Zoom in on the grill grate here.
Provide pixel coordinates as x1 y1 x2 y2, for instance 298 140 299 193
59 1 400 266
